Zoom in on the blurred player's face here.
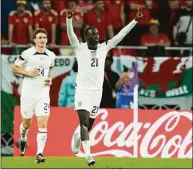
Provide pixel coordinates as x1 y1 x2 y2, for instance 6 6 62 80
68 1 77 9
17 4 25 14
42 0 51 12
168 0 180 9
185 0 193 8
34 33 48 48
149 24 159 35
85 28 99 46
95 1 105 11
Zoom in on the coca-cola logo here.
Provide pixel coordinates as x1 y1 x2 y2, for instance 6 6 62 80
71 109 192 158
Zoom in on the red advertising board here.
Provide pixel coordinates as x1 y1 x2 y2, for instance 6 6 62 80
14 107 192 158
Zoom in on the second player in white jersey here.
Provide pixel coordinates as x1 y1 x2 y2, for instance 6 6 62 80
12 28 55 163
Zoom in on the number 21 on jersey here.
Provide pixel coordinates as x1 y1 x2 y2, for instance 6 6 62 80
91 58 98 67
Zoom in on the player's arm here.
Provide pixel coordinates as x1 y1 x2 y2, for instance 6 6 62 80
106 8 143 51
120 3 126 27
28 25 33 43
45 53 56 86
8 24 14 45
11 55 38 77
66 5 80 47
51 23 57 44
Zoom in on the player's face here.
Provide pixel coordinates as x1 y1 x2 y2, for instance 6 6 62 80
149 24 159 35
68 1 77 9
185 0 192 8
42 0 51 12
34 33 48 48
17 4 25 14
95 1 105 11
86 28 99 46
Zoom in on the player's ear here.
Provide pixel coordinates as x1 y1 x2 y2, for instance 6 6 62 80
33 38 36 45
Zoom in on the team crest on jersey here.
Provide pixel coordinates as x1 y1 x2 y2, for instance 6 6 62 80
48 16 53 22
23 18 28 23
91 51 96 57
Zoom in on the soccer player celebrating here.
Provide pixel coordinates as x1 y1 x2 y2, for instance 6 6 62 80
11 28 56 163
66 6 143 166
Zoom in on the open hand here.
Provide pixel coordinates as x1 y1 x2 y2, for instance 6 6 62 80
135 7 143 21
25 69 39 77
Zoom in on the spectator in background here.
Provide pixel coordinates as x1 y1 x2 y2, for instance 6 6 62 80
84 0 114 42
60 0 83 55
172 0 192 55
58 60 78 107
34 0 58 47
141 19 170 47
51 0 66 13
140 19 170 56
126 0 153 45
8 0 33 53
100 56 119 108
77 0 94 14
115 70 133 108
105 1 125 34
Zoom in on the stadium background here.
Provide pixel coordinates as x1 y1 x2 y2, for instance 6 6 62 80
1 0 192 168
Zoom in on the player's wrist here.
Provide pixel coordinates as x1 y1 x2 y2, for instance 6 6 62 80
67 12 73 19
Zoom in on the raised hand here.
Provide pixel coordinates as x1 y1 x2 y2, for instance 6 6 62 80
135 7 143 21
66 4 76 19
25 69 39 77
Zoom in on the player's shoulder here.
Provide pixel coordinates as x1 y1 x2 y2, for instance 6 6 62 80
60 9 67 16
50 9 58 16
23 46 35 54
20 47 34 58
9 10 17 16
24 10 32 16
45 49 56 58
34 9 41 16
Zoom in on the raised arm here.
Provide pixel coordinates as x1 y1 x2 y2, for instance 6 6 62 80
107 7 143 50
66 6 80 48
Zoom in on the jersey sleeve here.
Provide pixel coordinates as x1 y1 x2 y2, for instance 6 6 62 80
50 52 56 68
66 17 80 48
14 51 28 67
8 12 14 25
106 19 138 51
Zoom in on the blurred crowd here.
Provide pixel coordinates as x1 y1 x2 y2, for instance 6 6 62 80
1 0 193 56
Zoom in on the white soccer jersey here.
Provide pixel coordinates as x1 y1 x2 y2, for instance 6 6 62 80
14 46 56 98
66 17 138 90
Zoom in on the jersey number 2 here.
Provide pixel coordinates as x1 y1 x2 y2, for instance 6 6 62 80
91 58 98 67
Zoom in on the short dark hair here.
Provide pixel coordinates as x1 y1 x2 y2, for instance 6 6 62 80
32 28 48 45
84 26 97 38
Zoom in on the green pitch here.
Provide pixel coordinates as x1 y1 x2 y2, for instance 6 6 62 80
1 157 192 168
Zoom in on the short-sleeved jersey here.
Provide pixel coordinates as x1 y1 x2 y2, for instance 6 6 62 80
140 33 170 45
74 42 109 90
14 47 56 98
8 10 32 44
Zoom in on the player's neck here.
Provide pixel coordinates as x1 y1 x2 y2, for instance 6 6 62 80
87 44 97 50
35 46 46 53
